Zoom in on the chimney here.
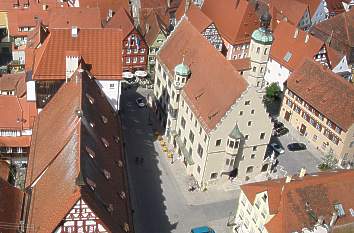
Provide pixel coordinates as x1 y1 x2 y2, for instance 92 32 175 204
299 168 306 177
329 212 338 227
108 9 113 18
65 52 80 82
71 26 78 38
305 34 310 43
42 4 48 10
285 176 292 183
293 28 299 38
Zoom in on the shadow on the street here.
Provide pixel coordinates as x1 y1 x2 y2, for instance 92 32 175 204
120 88 177 233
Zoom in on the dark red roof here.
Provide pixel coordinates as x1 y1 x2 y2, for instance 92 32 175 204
25 70 133 233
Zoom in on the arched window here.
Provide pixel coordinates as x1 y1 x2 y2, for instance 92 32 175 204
253 67 256 72
264 48 268 55
260 67 264 73
256 47 260 54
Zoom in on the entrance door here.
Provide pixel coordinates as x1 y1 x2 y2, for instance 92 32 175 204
300 124 306 135
284 111 291 122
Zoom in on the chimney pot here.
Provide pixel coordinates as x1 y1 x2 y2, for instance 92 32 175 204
71 26 78 38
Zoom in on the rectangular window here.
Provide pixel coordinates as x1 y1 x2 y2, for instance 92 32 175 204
133 57 138 63
286 99 292 107
229 140 234 148
189 130 194 144
126 57 131 63
215 139 221 146
181 117 186 129
245 100 250 105
239 111 243 116
197 144 203 158
140 57 145 63
210 172 218 179
260 133 265 140
199 127 202 135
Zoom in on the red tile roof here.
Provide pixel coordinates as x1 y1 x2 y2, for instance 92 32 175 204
0 95 37 131
325 0 349 15
296 0 321 18
25 70 133 233
176 2 213 33
201 0 259 44
0 73 26 97
158 18 247 132
0 161 10 181
105 7 135 38
269 0 308 26
241 170 354 233
48 7 102 29
31 28 123 80
0 178 24 233
140 9 168 46
229 58 251 71
78 0 130 22
310 9 354 63
0 135 31 147
287 58 354 131
270 21 324 71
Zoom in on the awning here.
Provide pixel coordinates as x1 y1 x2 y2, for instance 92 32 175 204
134 70 147 78
175 136 194 165
122 72 134 79
0 136 31 147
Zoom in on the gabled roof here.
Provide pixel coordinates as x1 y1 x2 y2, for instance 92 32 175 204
31 28 123 80
310 9 354 63
0 179 24 233
105 7 135 38
241 170 354 233
176 2 213 33
201 0 259 44
0 73 26 97
140 9 168 46
158 18 247 132
25 70 133 233
270 21 324 70
287 58 354 131
325 0 350 16
269 0 308 26
295 0 321 18
229 58 251 71
48 7 102 29
0 95 37 131
78 0 130 22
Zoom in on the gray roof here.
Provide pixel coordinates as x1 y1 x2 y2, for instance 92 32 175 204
229 124 243 139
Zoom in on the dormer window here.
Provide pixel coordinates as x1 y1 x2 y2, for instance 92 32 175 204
119 191 126 199
101 115 108 124
115 160 123 167
102 169 111 180
105 203 114 213
90 122 95 128
85 146 95 159
86 177 96 191
101 137 109 148
114 136 120 144
86 93 94 104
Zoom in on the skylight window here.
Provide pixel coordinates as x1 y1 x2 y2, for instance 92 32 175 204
102 169 111 180
105 203 114 213
101 137 109 148
86 93 94 104
115 160 123 167
119 191 126 199
350 208 354 217
114 136 120 144
283 52 293 62
334 203 345 217
85 146 95 159
86 177 96 191
101 115 108 124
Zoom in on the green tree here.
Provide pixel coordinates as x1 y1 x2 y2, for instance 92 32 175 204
318 152 338 171
265 82 281 101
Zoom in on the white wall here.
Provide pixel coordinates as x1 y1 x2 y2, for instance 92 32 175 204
26 80 36 101
12 50 25 65
95 80 121 111
332 56 350 74
263 59 291 91
311 0 326 25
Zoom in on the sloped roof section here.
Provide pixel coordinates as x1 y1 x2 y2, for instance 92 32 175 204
310 9 354 63
32 28 123 80
270 21 324 70
25 70 133 233
287 58 354 131
0 179 24 233
201 0 259 44
241 170 354 233
140 9 168 46
105 7 135 38
269 0 308 26
158 18 247 132
48 7 102 29
177 3 213 33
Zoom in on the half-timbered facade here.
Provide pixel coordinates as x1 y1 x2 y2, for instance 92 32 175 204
106 7 148 73
201 23 223 52
54 199 108 233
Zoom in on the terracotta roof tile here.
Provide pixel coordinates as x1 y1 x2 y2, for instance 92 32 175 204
0 73 26 96
140 9 168 46
325 0 348 15
0 135 31 147
310 9 354 63
270 21 324 70
78 0 130 22
201 0 259 44
287 58 354 131
0 161 10 181
105 7 135 38
177 2 213 33
48 7 102 29
242 170 354 233
269 0 308 26
0 95 37 131
296 0 321 18
158 18 247 132
32 28 123 80
25 70 133 233
0 178 24 233
229 58 251 71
